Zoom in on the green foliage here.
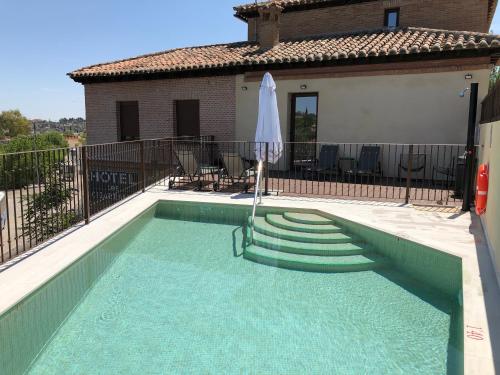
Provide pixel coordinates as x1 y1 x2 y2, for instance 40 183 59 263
0 131 69 154
39 131 68 148
23 183 80 243
0 132 70 189
490 66 500 90
0 110 31 139
79 132 87 145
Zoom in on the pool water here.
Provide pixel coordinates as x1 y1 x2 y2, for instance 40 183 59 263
27 216 461 374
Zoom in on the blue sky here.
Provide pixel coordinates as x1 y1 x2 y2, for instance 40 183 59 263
1 0 499 120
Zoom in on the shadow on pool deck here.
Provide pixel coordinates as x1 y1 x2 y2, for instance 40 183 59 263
470 213 500 373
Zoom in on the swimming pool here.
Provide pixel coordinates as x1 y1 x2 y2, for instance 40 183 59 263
0 201 463 374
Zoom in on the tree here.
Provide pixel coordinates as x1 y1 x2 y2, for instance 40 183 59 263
0 110 31 139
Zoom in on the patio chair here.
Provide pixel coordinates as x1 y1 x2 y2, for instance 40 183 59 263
432 157 457 189
343 145 382 179
398 153 427 179
171 149 215 190
216 152 255 192
304 145 339 179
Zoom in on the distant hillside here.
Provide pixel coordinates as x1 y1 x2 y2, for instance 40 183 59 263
31 117 85 134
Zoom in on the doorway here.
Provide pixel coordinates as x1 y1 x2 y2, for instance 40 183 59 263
290 93 319 168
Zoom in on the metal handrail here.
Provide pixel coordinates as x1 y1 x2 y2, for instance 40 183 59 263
250 160 264 243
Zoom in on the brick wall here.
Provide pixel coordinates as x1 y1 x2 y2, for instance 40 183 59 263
250 0 490 41
84 76 236 145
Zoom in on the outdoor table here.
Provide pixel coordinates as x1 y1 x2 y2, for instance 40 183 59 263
339 157 356 181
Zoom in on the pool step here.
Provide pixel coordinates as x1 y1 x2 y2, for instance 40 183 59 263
245 211 389 273
244 245 387 273
252 231 370 256
283 212 334 225
253 217 353 244
266 214 341 234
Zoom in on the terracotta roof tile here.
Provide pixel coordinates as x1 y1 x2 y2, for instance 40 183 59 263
69 28 500 81
234 0 498 24
234 0 368 19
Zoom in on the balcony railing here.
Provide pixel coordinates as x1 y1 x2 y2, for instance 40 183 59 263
0 137 473 266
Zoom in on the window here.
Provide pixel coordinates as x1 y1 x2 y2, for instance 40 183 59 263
117 101 140 142
176 100 200 138
384 8 400 28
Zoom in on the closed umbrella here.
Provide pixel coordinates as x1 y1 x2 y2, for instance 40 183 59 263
252 73 282 209
255 72 283 163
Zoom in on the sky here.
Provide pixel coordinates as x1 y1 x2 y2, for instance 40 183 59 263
1 0 500 121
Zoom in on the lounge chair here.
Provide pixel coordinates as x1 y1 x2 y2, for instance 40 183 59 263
170 149 216 190
216 152 255 192
343 145 382 179
304 145 339 179
398 153 427 179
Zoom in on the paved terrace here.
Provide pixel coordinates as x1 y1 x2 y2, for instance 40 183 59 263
0 187 498 374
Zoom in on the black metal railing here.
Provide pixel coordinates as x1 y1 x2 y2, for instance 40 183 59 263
162 140 472 205
0 136 209 265
0 137 473 266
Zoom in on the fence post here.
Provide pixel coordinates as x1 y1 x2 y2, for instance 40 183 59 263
463 83 479 212
405 145 414 204
264 142 269 195
140 140 146 193
81 147 90 225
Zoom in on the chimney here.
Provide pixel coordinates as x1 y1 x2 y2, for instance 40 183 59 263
257 3 283 49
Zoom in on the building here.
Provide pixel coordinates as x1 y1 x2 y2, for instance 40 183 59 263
70 0 500 147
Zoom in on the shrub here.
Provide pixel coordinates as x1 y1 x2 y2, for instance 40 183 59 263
0 132 70 189
22 183 81 243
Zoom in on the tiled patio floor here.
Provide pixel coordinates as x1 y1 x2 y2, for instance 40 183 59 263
170 176 463 206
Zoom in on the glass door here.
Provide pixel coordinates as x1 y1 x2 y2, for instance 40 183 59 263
290 93 319 169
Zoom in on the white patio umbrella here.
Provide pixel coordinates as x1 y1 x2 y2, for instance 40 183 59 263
251 73 283 209
254 72 283 163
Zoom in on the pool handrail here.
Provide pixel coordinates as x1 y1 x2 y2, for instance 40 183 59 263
250 160 263 242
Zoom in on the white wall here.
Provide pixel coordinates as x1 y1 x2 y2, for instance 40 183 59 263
479 121 500 287
235 69 490 145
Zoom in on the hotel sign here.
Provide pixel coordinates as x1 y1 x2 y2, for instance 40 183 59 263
89 169 139 202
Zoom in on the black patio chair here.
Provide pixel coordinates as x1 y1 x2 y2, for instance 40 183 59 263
343 145 382 179
215 152 255 192
432 157 456 189
304 145 339 179
398 153 427 179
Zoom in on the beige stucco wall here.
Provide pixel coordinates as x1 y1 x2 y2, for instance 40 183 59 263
235 69 490 144
479 121 500 286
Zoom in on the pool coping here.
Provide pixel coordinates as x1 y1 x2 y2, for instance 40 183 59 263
0 188 498 375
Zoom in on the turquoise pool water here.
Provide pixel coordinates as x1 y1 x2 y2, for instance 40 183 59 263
25 213 462 374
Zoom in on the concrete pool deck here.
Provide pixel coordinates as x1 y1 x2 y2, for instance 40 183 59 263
0 186 499 374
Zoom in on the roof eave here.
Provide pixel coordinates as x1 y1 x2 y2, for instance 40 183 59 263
69 48 500 85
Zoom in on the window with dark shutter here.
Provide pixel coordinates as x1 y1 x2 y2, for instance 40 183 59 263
117 101 140 142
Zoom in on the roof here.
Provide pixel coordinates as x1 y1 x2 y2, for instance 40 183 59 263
234 0 498 24
69 27 500 83
234 0 376 20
